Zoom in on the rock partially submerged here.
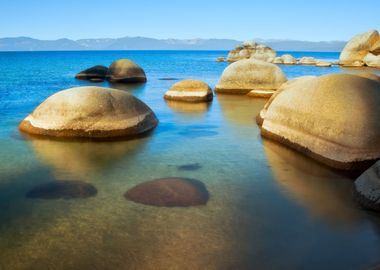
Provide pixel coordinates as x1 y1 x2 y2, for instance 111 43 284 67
19 86 158 139
354 161 380 211
216 56 225 62
340 30 380 68
124 177 209 207
299 57 317 65
316 61 332 67
26 180 97 199
164 79 213 102
75 65 108 81
215 59 287 94
227 41 276 62
107 59 147 83
258 73 380 169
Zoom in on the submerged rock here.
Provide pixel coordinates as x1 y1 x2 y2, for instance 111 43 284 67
26 180 97 199
19 86 158 139
75 65 108 81
215 59 287 94
247 89 275 98
258 73 380 169
124 177 209 207
354 161 380 211
107 59 147 83
177 163 202 171
340 30 380 68
164 79 213 102
227 41 276 62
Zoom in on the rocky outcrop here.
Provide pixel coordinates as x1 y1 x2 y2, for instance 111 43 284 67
316 61 332 67
340 30 380 68
354 161 380 211
107 59 147 83
215 59 287 94
258 73 380 169
75 65 108 82
281 54 297 65
227 41 276 62
216 56 225 62
164 79 213 102
19 86 158 139
299 57 317 65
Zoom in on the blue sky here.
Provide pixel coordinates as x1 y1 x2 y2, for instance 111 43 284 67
1 0 379 41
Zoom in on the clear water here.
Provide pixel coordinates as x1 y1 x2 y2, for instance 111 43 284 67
0 51 380 270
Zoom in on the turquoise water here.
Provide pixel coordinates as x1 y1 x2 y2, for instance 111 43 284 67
0 50 380 270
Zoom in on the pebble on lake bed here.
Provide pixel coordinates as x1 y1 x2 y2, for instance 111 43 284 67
124 177 209 207
26 180 97 199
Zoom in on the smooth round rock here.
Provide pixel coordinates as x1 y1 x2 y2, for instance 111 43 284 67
75 65 108 81
340 30 380 67
316 61 332 67
125 177 209 207
215 59 287 94
26 180 97 199
299 57 317 65
164 79 213 102
354 161 380 211
107 59 147 83
259 73 380 169
19 86 158 139
281 54 297 65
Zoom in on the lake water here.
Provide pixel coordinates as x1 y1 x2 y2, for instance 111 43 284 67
0 50 380 270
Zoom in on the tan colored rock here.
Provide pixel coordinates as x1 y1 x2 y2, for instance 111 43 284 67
107 59 147 83
247 89 275 98
354 161 380 211
272 57 283 64
19 86 158 139
281 54 297 65
215 59 287 94
316 61 332 67
258 73 380 169
340 30 380 67
164 80 213 102
299 57 317 65
363 53 380 67
356 72 380 83
227 41 276 62
216 56 225 62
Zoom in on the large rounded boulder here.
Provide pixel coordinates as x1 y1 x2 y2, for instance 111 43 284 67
164 79 213 102
258 73 380 169
215 59 287 94
340 30 380 68
107 59 147 83
354 161 380 211
19 86 158 139
75 65 108 82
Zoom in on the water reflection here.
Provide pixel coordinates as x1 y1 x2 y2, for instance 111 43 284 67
262 139 363 225
165 99 211 114
24 137 148 180
217 94 266 126
108 82 146 93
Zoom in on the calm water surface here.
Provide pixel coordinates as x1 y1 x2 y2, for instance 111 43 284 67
0 51 380 270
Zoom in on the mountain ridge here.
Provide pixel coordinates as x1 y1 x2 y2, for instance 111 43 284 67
0 36 346 52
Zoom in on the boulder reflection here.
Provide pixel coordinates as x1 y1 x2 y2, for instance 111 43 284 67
263 139 363 224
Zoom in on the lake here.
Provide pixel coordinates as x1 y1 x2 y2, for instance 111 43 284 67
0 50 380 270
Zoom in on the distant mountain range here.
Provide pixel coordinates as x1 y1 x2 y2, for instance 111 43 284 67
0 36 346 52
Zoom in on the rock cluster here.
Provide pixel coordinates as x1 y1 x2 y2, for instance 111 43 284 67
340 30 380 68
227 41 276 62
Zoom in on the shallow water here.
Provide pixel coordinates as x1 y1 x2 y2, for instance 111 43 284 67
0 51 380 270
